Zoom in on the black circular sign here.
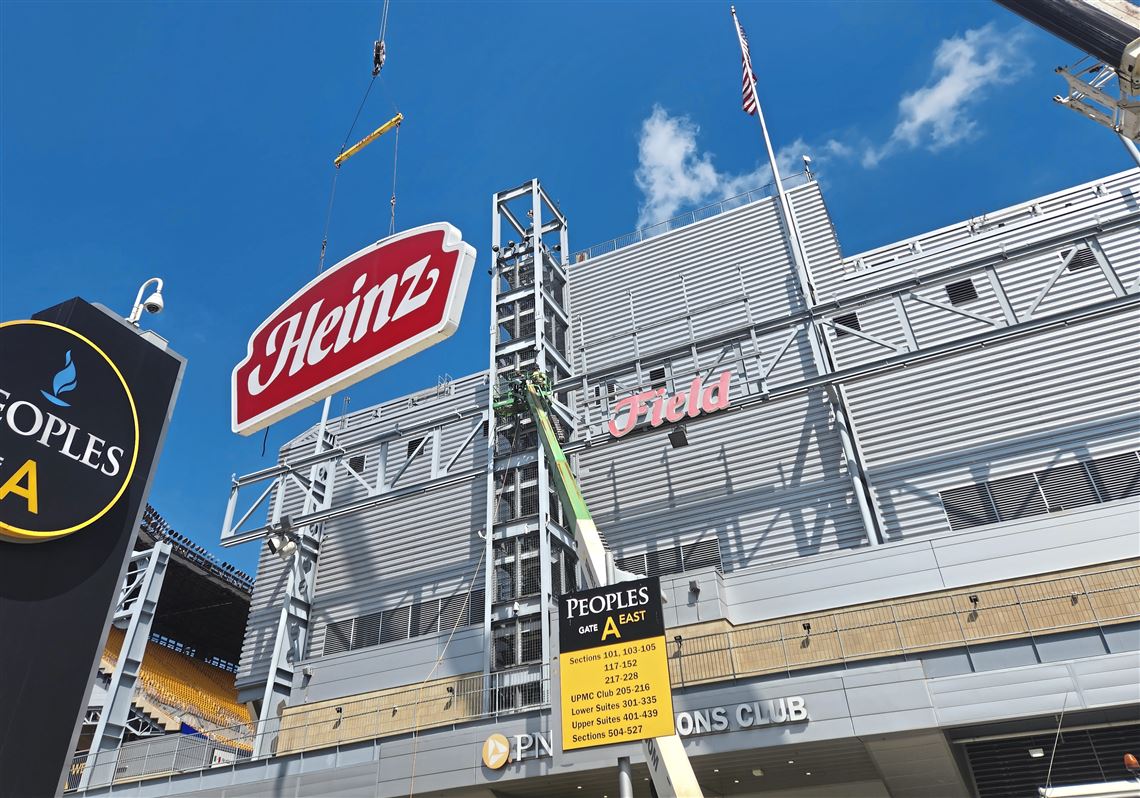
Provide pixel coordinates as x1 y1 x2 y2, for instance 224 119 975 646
0 320 139 543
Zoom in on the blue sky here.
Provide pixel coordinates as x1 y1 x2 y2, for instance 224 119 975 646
1 1 1132 575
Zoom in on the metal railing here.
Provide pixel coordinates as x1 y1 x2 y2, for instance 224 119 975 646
66 564 1137 791
67 664 548 791
571 173 810 263
668 564 1140 688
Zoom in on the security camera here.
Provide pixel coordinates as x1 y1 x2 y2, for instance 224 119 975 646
127 277 166 326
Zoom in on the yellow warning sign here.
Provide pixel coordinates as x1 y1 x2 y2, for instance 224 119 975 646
557 576 676 751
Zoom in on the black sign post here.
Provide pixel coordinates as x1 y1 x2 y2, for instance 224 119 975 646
0 298 184 798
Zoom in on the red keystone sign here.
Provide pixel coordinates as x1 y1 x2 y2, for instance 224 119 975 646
232 223 476 435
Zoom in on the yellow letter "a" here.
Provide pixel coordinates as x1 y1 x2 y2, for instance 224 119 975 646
601 615 621 641
0 459 39 514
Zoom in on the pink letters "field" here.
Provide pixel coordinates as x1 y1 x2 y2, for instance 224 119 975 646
607 373 731 438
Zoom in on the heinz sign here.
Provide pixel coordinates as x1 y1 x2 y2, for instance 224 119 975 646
232 223 476 435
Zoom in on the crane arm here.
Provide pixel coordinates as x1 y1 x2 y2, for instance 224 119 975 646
495 370 704 797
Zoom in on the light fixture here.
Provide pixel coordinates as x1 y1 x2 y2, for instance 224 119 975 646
805 771 812 776
802 622 811 633
127 277 165 326
734 779 740 784
713 769 719 773
1028 748 1045 758
668 425 689 448
969 594 979 606
787 759 795 764
266 533 298 560
689 579 701 596
751 768 764 776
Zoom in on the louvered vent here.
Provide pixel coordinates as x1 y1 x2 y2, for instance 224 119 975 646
379 605 410 644
1038 462 1099 511
988 473 1047 520
649 366 667 390
1087 452 1140 500
945 278 979 306
323 588 484 657
941 483 998 530
410 601 439 637
348 455 366 474
354 611 382 649
834 312 860 337
323 619 353 655
616 537 723 578
1066 247 1097 271
941 451 1139 531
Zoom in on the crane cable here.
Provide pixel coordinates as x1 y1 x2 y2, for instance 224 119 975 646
319 0 401 271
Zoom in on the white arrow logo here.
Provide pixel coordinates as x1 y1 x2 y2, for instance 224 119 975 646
482 733 510 769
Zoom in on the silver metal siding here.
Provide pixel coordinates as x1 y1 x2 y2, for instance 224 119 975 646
235 374 489 692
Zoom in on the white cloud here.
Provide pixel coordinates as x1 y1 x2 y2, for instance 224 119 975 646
863 24 1029 167
635 106 845 228
633 24 1027 223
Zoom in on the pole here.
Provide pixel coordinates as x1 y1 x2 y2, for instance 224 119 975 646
1120 134 1140 168
618 756 634 798
730 5 884 547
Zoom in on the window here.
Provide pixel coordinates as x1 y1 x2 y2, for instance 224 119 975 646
834 311 860 337
945 278 979 306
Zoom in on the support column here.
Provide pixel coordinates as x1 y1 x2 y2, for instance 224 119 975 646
618 756 634 798
78 541 171 791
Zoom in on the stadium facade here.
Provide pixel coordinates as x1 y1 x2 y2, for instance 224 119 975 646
74 167 1140 798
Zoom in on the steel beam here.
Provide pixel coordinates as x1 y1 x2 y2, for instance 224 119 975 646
78 542 171 791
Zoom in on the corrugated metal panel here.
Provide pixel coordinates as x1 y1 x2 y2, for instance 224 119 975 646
578 387 866 568
816 169 1140 298
235 374 490 692
844 308 1140 541
569 194 805 374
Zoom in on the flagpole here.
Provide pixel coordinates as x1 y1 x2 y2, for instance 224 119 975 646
730 5 815 304
730 5 884 548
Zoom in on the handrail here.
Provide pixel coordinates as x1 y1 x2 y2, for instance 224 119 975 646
67 562 1138 792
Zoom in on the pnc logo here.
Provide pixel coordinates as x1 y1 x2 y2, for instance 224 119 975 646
481 733 510 769
480 731 553 769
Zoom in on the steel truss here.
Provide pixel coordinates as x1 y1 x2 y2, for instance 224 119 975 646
485 179 572 706
559 211 1140 458
78 541 171 790
220 388 490 757
214 177 1138 770
1054 56 1140 143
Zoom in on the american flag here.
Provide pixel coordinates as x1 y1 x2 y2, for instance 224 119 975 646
736 14 758 116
